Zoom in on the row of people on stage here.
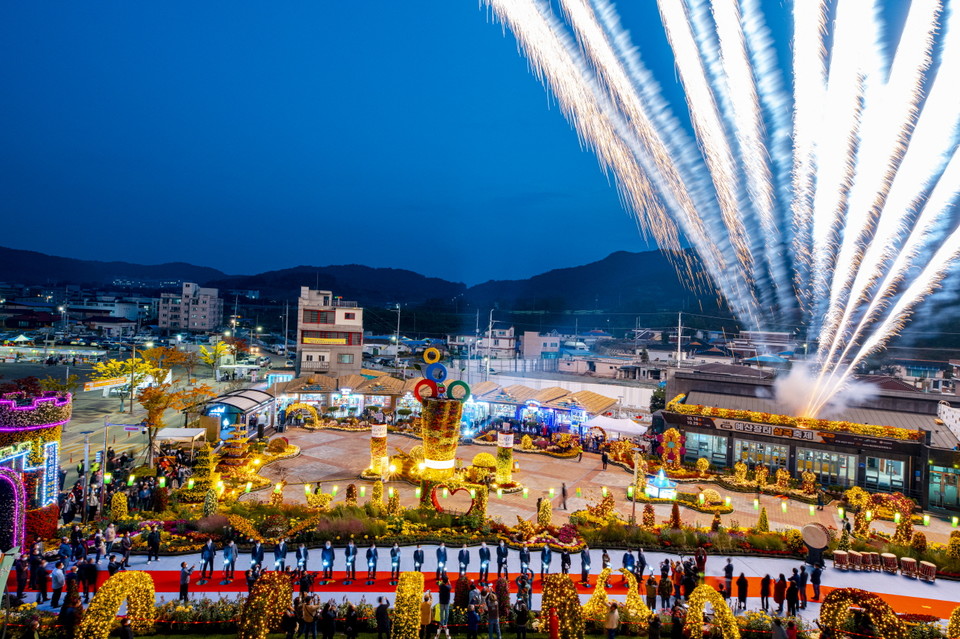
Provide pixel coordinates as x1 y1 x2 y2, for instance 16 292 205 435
197 538 649 584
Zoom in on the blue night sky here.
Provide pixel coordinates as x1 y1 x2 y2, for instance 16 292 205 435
0 1 909 285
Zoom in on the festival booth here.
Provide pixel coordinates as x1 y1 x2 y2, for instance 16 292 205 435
201 388 275 440
154 427 206 460
582 414 648 440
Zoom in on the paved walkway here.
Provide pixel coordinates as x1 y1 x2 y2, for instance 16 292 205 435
253 428 958 544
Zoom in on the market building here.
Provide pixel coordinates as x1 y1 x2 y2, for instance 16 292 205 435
660 368 960 514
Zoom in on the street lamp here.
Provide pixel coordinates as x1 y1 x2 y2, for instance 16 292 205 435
629 446 643 525
58 306 67 332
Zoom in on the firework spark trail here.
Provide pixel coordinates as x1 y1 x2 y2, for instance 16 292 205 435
657 0 756 287
740 0 796 316
817 0 942 372
711 0 793 314
557 0 762 323
807 170 960 416
789 0 827 318
808 0 879 337
806 146 960 415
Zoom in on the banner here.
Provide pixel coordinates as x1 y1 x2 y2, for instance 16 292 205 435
938 401 960 443
303 337 346 345
371 424 387 438
83 377 127 391
497 433 514 448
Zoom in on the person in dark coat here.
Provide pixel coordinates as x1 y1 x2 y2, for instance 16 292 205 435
735 573 748 610
540 544 552 579
467 605 480 639
811 563 823 600
435 542 447 580
27 549 42 589
560 549 571 575
320 601 337 639
34 560 49 603
321 541 335 579
14 554 28 601
496 541 509 579
773 574 787 615
785 580 800 617
478 542 491 583
798 565 809 609
367 543 379 580
459 544 471 578
580 546 591 584
200 539 216 579
117 618 134 639
344 603 360 639
759 574 772 611
375 597 391 639
274 538 289 572
344 541 357 580
647 615 661 639
250 540 265 568
413 544 424 572
57 595 84 639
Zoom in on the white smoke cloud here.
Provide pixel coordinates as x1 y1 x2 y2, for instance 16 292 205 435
772 362 879 419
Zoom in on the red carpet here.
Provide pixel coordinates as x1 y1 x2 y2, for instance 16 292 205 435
10 572 954 618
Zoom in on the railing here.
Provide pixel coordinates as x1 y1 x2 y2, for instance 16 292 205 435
303 361 331 371
331 300 358 308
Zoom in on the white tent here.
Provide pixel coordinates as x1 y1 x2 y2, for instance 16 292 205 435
583 414 648 438
154 427 206 458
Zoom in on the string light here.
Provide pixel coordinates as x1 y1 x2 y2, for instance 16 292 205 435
236 571 293 639
76 571 155 639
819 588 908 639
684 583 740 639
541 574 583 639
393 572 425 639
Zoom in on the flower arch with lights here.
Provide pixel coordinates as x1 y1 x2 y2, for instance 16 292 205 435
76 571 155 639
237 571 294 639
818 588 909 639
657 428 685 469
284 403 320 425
0 468 26 551
684 582 741 639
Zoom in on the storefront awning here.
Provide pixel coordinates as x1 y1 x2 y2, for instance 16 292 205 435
155 427 207 443
207 388 275 413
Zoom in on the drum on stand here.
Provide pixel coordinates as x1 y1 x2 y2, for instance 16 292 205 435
801 523 829 566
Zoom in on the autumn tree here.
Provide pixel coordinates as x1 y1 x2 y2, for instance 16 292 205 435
199 342 229 379
91 357 158 411
181 351 202 381
140 346 188 381
39 374 82 395
223 337 249 358
0 376 44 395
138 382 215 465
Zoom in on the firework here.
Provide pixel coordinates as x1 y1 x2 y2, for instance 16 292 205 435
482 0 960 415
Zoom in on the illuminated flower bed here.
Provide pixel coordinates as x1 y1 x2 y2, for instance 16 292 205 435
667 394 925 441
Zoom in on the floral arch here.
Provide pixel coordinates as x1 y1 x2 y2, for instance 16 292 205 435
76 571 155 639
0 468 26 551
237 571 294 639
819 588 909 639
285 402 320 425
684 582 741 639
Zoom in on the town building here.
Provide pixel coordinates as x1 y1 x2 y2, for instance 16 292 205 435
296 287 363 377
157 282 223 332
447 325 517 359
520 331 562 359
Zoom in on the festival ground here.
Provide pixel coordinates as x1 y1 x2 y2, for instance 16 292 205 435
13 545 959 620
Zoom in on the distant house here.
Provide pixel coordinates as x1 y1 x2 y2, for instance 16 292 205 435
83 316 137 337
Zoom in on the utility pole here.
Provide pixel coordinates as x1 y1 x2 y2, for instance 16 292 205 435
283 301 290 356
676 312 683 366
474 310 480 385
486 309 494 382
393 304 401 374
80 431 92 523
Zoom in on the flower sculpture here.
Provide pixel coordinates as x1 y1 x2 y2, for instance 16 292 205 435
775 468 791 489
657 428 684 470
733 461 748 483
800 470 817 494
76 571 155 639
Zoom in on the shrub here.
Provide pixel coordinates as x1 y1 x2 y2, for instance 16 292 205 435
642 504 655 529
710 512 722 532
837 528 851 551
111 492 128 520
668 502 682 529
202 489 218 517
345 484 358 507
911 531 927 554
754 507 769 533
537 498 552 528
371 480 384 507
267 437 288 453
471 452 497 468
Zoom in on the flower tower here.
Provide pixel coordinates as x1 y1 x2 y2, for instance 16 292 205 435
414 348 471 481
370 424 388 476
657 427 684 470
495 432 514 484
0 391 71 548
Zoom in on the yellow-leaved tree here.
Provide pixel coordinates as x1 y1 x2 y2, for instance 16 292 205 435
137 383 215 465
91 357 158 411
199 342 230 379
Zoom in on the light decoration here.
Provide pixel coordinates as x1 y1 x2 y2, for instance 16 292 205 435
754 507 769 533
393 572 425 639
370 424 388 475
371 480 384 506
541 573 584 639
754 465 769 486
582 567 613 623
947 605 960 639
733 461 748 483
496 433 514 484
76 571 155 639
696 457 710 476
645 469 677 500
618 568 653 623
684 582 740 639
657 428 684 469
818 588 909 639
641 503 656 528
0 468 26 551
237 571 294 639
537 497 552 528
632 453 648 495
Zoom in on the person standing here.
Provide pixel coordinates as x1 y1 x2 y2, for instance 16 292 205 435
648 615 661 639
478 542 491 583
34 559 49 604
797 565 809 609
560 483 568 510
636 548 647 580
146 526 160 564
414 544 425 573
466 605 480 639
773 574 787 615
303 596 321 639
321 541 335 579
14 553 28 601
250 539 265 568
179 562 194 602
435 542 447 581
376 597 391 639
760 574 772 611
438 576 452 633
580 546 591 584
513 599 529 639
519 544 531 580
485 587 501 639
601 450 609 470
50 561 66 608
694 548 707 576
200 538 216 579
658 571 672 609
391 543 402 581
459 544 471 578
540 544 551 580
771 619 788 639
811 563 823 601
604 602 620 639
223 540 237 580
367 543 379 580
344 540 357 580
645 575 658 610
560 548 571 575
735 573 748 611
496 541 508 580
785 580 799 617
296 543 310 571
245 564 261 592
722 558 734 596
28 548 42 589
621 550 635 585
420 593 433 639
275 538 289 572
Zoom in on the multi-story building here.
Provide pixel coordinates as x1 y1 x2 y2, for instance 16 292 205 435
296 287 363 376
157 282 223 332
521 331 562 359
447 325 517 359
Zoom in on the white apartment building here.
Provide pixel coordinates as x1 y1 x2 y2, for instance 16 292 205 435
157 282 224 332
447 326 517 359
296 287 363 376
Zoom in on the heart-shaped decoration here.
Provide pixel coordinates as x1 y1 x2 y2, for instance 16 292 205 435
431 485 475 516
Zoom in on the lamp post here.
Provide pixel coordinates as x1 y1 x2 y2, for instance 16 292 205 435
630 446 643 526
